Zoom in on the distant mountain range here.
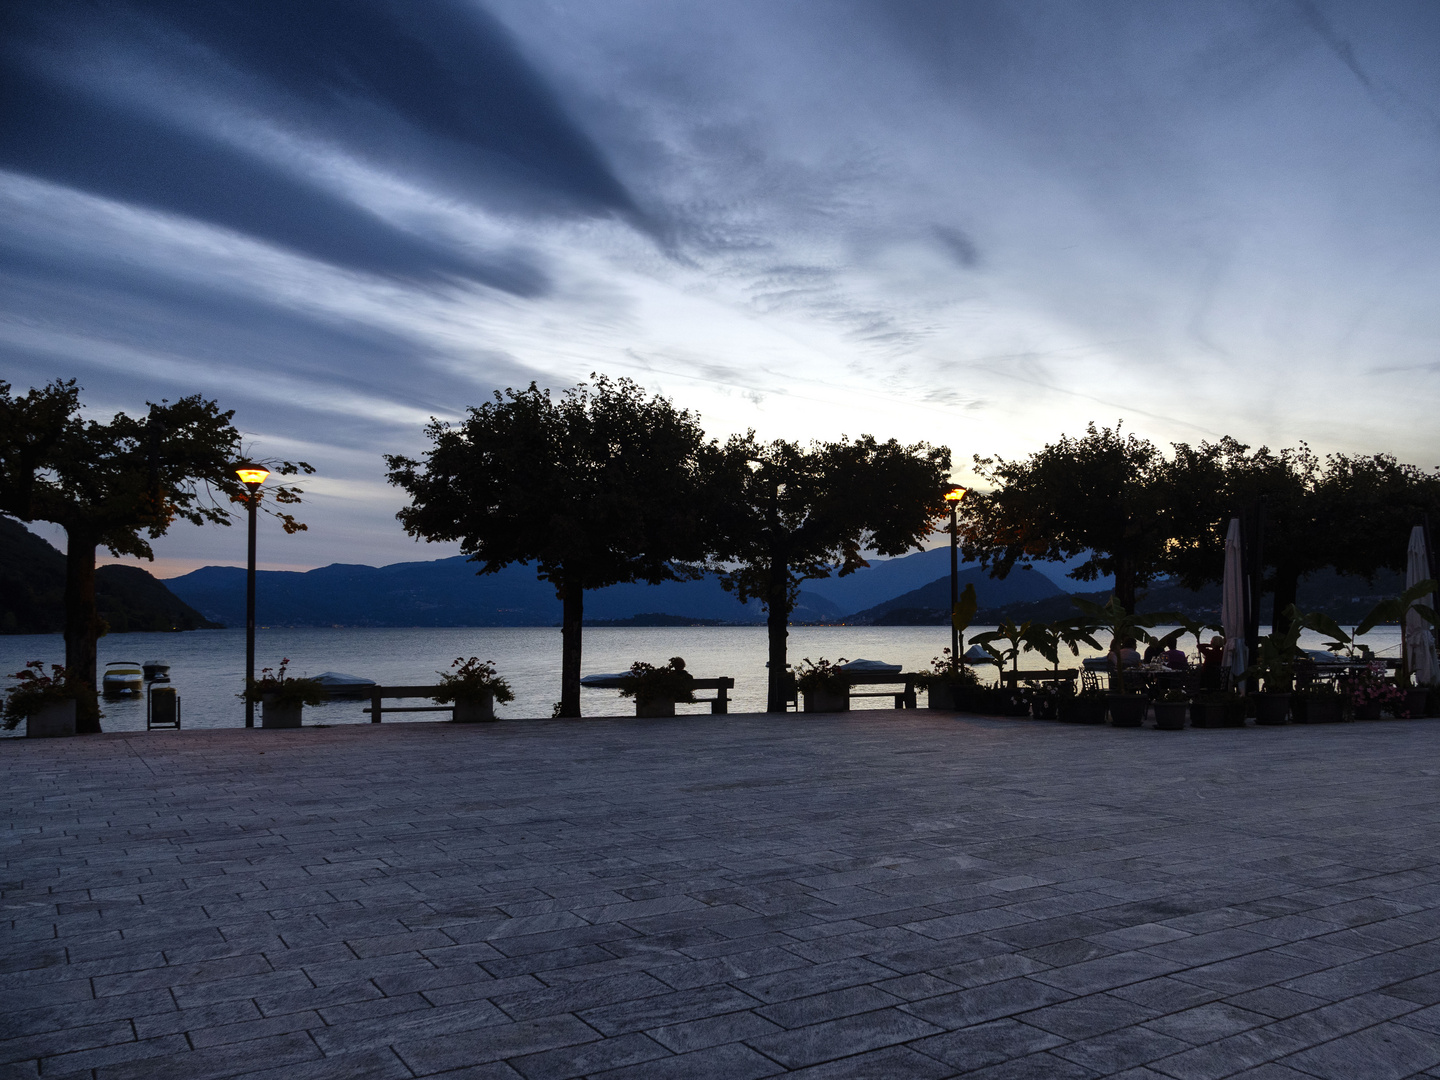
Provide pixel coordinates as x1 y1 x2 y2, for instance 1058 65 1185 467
163 547 1069 629
0 516 219 635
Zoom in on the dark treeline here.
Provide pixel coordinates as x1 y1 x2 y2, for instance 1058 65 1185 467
959 423 1439 633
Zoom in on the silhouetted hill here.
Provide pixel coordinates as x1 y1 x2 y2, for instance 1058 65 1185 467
846 566 1062 624
0 516 220 634
166 557 842 628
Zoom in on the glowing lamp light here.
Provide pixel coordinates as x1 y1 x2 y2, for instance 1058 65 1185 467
944 486 967 503
235 466 270 487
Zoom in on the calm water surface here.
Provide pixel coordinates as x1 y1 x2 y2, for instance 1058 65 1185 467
0 624 1403 734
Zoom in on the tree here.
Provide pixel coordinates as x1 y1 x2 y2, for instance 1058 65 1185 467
0 380 311 732
385 376 708 717
960 423 1184 613
704 434 951 712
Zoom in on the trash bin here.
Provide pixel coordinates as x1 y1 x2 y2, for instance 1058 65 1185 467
147 686 181 729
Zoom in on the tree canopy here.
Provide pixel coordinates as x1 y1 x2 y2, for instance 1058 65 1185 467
704 433 951 711
959 423 1183 614
385 376 709 717
0 379 311 731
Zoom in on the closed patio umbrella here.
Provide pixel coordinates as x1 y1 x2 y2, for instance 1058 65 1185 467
1405 525 1437 686
1221 517 1247 685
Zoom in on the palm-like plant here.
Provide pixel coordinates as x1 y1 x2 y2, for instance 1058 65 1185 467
1069 596 1157 693
1150 614 1220 663
971 618 1028 682
1357 579 1437 687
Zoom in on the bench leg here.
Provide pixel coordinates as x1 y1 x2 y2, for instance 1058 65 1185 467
371 691 382 723
712 689 728 715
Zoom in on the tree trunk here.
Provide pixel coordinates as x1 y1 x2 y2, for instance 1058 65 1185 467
1115 554 1137 615
63 527 102 734
1271 563 1299 636
559 577 583 718
766 559 791 714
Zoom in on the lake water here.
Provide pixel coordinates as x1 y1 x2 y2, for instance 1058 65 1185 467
0 624 1404 735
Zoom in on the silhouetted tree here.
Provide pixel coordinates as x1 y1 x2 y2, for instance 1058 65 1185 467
959 423 1182 614
704 434 951 712
386 376 708 717
0 380 311 732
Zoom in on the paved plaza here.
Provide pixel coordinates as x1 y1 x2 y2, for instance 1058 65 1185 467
4 712 1440 1079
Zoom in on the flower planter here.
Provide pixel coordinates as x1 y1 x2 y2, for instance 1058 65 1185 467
261 697 303 729
1066 697 1106 724
452 694 496 722
802 689 849 713
1251 692 1290 726
1153 702 1188 730
1402 689 1430 718
26 699 76 738
1031 695 1060 721
635 697 677 718
1107 694 1147 727
1293 697 1343 724
1355 700 1384 721
927 682 959 710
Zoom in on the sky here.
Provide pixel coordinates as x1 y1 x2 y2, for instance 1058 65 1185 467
3 0 1439 576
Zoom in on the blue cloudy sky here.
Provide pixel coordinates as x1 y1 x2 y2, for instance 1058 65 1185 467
4 0 1439 574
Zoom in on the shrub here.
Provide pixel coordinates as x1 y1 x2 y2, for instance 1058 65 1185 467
794 657 850 695
434 657 515 705
3 661 81 730
239 658 325 707
617 658 695 705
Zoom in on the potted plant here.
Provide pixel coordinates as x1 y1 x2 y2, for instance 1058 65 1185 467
1030 683 1062 721
617 657 695 718
1358 581 1437 718
1240 606 1310 725
1191 689 1245 728
1071 597 1155 726
1152 687 1189 730
1343 661 1405 720
3 661 83 738
920 651 979 710
1061 686 1108 724
433 656 514 721
795 658 850 712
1292 682 1344 724
241 658 324 728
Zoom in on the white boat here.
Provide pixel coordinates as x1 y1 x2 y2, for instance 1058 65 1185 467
142 660 170 683
313 672 377 699
102 661 144 696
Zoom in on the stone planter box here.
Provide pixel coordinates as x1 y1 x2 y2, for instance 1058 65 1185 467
1031 694 1060 721
1252 692 1290 726
453 694 496 722
635 698 677 718
26 699 76 738
1293 696 1344 724
1402 689 1430 718
927 682 959 710
261 698 303 729
802 689 849 713
1058 696 1106 724
1153 702 1188 730
1107 694 1147 727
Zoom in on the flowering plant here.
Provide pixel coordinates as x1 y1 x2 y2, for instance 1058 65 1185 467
794 657 850 694
239 658 325 707
3 662 81 729
1343 662 1405 715
433 657 514 704
617 658 694 705
917 651 980 689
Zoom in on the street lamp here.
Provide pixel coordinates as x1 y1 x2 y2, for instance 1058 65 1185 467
944 486 967 672
236 465 269 728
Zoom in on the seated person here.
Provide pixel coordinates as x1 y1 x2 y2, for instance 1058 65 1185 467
1162 646 1188 670
1143 641 1164 663
1108 641 1142 669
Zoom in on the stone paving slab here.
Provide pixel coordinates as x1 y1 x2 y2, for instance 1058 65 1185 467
4 711 1440 1078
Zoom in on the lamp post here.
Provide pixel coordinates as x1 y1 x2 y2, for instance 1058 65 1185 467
236 465 270 727
945 486 967 672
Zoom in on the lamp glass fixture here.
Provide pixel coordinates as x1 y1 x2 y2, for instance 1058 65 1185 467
944 486 966 503
235 466 270 486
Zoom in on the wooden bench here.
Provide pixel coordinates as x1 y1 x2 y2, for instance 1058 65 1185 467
350 685 453 722
787 671 921 710
580 676 736 714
